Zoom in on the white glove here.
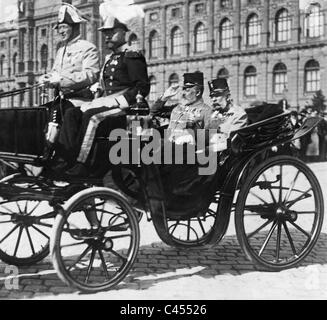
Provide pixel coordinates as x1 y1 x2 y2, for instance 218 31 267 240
174 134 195 145
80 97 118 112
210 133 228 152
39 72 61 87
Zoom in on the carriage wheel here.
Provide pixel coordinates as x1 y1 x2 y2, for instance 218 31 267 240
111 167 141 199
151 191 227 249
51 187 140 293
0 177 55 266
235 156 324 271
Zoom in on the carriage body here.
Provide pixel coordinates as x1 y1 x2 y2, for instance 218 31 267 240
0 102 324 292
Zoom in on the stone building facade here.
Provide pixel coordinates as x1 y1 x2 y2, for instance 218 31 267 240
0 0 326 109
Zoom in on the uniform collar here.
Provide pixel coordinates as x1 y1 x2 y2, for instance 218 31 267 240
65 35 81 46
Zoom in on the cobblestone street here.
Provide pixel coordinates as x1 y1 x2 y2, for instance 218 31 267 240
0 162 327 300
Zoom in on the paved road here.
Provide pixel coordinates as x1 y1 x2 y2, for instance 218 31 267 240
0 162 327 300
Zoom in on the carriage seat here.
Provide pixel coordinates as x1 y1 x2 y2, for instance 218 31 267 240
230 103 293 155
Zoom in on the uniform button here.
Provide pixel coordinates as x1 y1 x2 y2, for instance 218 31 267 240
110 76 113 80
111 68 115 72
108 91 112 94
109 82 113 86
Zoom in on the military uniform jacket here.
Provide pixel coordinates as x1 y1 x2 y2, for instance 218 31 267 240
208 104 248 136
152 98 212 142
100 45 150 106
52 36 100 103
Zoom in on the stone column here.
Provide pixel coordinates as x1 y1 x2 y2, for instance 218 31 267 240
208 0 214 54
161 5 167 59
233 0 241 50
184 0 190 57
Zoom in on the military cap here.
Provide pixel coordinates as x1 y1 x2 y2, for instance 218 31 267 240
54 3 87 29
208 78 230 97
183 72 204 89
98 16 129 32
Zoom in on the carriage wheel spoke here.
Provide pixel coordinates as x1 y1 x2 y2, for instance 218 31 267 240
0 220 12 224
249 191 269 205
61 241 85 249
109 249 127 263
282 221 297 256
286 188 313 208
276 222 282 262
197 218 206 235
169 221 180 235
98 249 110 281
258 220 278 257
288 221 311 239
278 166 283 203
67 245 92 272
283 170 301 204
25 227 35 255
0 224 19 244
31 225 50 240
13 227 23 256
0 204 15 214
187 219 191 241
28 202 42 216
85 248 97 284
0 211 14 217
247 220 272 240
263 173 277 204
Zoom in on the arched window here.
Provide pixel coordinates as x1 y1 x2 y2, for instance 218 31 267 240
12 53 18 75
149 76 157 101
171 27 183 55
219 18 233 49
0 55 5 76
246 14 261 46
40 45 48 71
244 66 257 97
128 33 138 50
305 60 320 93
149 30 160 59
194 22 207 53
273 63 287 94
275 9 291 42
168 73 179 87
217 68 229 79
305 4 324 38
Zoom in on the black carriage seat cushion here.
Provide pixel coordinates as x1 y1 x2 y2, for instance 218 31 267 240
231 105 293 153
0 107 48 156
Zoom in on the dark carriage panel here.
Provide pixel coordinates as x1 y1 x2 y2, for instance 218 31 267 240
0 107 48 157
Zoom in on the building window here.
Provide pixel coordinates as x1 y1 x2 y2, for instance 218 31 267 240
41 28 47 37
194 22 207 53
12 52 17 75
305 4 324 38
40 45 48 71
273 63 287 94
221 0 232 9
171 27 183 55
305 60 320 93
150 12 158 21
275 9 291 42
219 18 233 49
246 14 261 46
128 33 138 50
244 66 257 97
13 39 17 46
0 55 5 76
217 68 229 79
149 30 160 59
169 73 179 87
195 3 205 14
172 7 181 18
149 76 157 101
0 41 5 49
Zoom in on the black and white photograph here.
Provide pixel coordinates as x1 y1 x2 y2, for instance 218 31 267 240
0 0 326 303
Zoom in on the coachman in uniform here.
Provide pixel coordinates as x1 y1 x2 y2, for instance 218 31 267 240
60 12 150 177
39 3 100 166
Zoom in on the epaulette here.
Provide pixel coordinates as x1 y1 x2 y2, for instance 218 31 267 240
124 50 145 58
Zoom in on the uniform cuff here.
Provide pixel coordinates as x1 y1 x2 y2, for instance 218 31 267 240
116 95 129 108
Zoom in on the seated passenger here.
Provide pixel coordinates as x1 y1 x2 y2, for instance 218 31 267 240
207 78 248 152
151 71 212 147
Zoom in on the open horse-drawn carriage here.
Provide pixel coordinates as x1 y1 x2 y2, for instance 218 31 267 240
0 93 324 293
